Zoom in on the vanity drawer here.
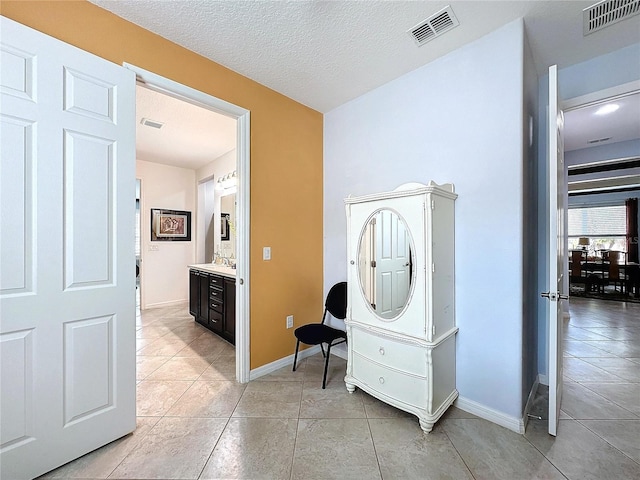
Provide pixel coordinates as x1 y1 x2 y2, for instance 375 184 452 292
352 353 427 408
209 300 223 313
351 328 427 377
209 288 223 303
210 275 223 289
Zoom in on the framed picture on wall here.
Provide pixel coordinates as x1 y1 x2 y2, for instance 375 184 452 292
221 213 230 241
151 209 192 241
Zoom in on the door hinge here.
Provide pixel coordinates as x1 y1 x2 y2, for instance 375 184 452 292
371 260 376 268
432 324 436 336
431 199 435 210
432 263 435 272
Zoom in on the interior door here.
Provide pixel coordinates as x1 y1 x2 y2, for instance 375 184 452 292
546 64 566 437
375 210 410 317
0 17 136 479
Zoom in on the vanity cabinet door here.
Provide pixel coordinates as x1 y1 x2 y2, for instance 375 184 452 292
189 270 199 316
198 272 210 326
223 278 236 345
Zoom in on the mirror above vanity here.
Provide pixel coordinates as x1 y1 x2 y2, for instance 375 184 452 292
358 209 414 320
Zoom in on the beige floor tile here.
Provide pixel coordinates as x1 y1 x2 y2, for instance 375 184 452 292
564 357 625 383
443 418 565 480
563 340 616 358
166 380 246 417
291 418 381 480
175 334 232 357
559 381 637 420
39 417 160 479
232 381 302 418
145 356 214 381
581 382 640 416
580 419 640 463
198 361 237 381
109 417 227 479
136 380 192 416
370 418 474 479
299 382 365 418
135 355 170 380
360 390 415 419
135 325 171 339
525 419 640 480
199 418 297 479
581 356 640 382
136 337 190 356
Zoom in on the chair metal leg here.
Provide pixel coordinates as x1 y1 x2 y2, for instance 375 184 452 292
292 340 300 372
322 343 332 389
320 343 326 358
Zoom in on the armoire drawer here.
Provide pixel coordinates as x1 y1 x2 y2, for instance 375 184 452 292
352 353 428 408
351 328 427 377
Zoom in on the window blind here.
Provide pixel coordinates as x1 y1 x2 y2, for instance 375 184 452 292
568 205 626 236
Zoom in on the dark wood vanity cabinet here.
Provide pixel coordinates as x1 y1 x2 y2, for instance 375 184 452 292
189 269 235 345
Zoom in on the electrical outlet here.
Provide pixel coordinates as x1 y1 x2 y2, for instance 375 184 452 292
286 315 294 329
263 246 271 261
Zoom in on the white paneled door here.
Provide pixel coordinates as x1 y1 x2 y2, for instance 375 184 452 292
375 210 410 318
546 64 566 437
0 17 136 479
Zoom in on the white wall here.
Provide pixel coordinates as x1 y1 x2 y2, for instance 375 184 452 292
137 159 196 308
196 150 237 262
324 20 526 418
522 26 540 411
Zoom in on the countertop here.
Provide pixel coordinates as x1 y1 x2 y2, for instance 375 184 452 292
188 264 237 278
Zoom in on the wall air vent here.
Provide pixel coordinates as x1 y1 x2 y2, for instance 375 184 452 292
583 0 640 35
408 5 459 46
140 118 164 129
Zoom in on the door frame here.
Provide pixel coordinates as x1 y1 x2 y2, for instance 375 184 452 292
561 79 640 301
124 64 251 383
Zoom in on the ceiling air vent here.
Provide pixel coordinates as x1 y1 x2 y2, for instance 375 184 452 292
583 0 640 35
408 6 459 46
140 118 164 129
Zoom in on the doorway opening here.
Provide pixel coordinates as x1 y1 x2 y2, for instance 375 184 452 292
128 64 251 383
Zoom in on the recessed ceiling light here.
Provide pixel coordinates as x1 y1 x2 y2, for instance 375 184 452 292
140 118 164 129
594 104 619 115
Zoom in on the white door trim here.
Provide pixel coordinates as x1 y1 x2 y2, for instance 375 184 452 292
123 64 251 383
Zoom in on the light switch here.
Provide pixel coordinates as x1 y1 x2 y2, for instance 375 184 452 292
263 246 271 261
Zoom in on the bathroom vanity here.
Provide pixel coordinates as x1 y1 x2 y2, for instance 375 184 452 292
344 181 458 433
188 264 236 345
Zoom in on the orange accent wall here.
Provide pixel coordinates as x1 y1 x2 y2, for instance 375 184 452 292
1 1 324 369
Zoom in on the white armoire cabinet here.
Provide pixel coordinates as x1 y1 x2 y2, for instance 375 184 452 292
344 182 458 433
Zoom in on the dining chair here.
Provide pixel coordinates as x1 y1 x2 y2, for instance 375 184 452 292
292 281 347 389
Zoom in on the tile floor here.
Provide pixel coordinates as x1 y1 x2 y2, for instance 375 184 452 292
40 297 640 479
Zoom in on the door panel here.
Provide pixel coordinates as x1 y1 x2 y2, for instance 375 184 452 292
547 64 565 437
0 17 136 479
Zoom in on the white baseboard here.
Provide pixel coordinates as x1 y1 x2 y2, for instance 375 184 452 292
455 396 525 434
143 299 188 310
249 345 322 381
522 376 541 431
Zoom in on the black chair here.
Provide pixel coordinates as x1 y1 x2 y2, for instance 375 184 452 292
292 282 347 389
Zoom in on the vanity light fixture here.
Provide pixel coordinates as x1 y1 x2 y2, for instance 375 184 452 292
594 103 619 115
216 170 237 190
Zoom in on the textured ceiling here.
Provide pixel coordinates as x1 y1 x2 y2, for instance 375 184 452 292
92 0 640 113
